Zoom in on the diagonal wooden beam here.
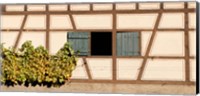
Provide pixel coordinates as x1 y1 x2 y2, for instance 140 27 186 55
137 12 163 80
184 2 190 82
14 5 28 50
46 5 50 51
68 5 77 30
83 57 92 80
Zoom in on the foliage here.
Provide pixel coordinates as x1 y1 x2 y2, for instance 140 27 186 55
0 41 78 87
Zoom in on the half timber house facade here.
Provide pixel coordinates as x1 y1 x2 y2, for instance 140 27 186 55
0 1 197 86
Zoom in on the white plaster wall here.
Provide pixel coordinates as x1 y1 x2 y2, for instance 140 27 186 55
6 5 24 11
190 59 196 81
159 13 184 28
27 5 46 11
150 31 184 56
49 32 67 54
50 15 73 29
17 32 46 48
189 13 196 29
116 3 136 10
117 14 158 29
117 58 142 80
71 58 88 79
139 3 160 10
164 2 184 9
141 31 152 56
1 15 24 29
188 2 196 8
1 32 19 48
70 4 90 11
24 15 46 29
73 14 112 29
49 5 68 11
189 31 196 56
93 4 112 10
87 58 112 80
142 59 185 81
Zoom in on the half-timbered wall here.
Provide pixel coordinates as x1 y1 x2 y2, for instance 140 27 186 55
0 1 196 85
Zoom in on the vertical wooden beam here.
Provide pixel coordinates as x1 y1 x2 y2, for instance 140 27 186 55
14 5 28 49
137 12 162 80
90 4 93 11
136 3 139 10
46 5 50 51
184 2 190 82
83 57 92 80
1 5 6 12
68 5 76 30
112 4 117 80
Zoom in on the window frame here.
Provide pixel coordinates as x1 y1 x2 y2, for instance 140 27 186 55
67 31 141 58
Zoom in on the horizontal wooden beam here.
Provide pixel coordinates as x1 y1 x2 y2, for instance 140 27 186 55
1 28 196 32
71 79 195 85
2 9 195 15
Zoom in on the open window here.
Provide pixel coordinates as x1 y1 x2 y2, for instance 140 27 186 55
91 32 112 56
67 32 140 56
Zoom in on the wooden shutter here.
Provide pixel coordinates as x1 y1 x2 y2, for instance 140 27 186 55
68 32 89 56
117 32 140 56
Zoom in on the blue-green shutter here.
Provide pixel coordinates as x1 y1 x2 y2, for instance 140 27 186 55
117 32 139 56
68 32 89 56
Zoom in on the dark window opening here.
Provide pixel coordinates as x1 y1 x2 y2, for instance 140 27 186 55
91 32 112 56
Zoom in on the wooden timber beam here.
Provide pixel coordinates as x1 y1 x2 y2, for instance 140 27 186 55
68 5 77 30
137 12 163 80
1 9 195 15
1 28 195 32
13 5 28 50
184 2 190 82
112 4 117 80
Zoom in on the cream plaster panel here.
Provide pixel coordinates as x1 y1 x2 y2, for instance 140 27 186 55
1 32 19 48
49 32 67 54
17 32 46 48
49 5 68 11
159 13 184 28
190 59 196 81
93 4 112 10
141 31 152 56
27 5 46 11
70 4 90 11
73 14 112 29
150 32 184 56
1 15 24 29
189 31 196 56
164 2 184 9
6 5 24 11
189 13 196 29
117 58 142 80
50 15 73 29
139 3 160 10
116 3 136 10
188 2 196 8
24 15 46 29
117 14 158 29
71 58 88 79
142 59 185 81
87 58 112 80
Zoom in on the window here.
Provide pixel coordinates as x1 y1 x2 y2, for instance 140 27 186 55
67 32 140 56
91 32 112 56
67 32 89 56
117 32 140 56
